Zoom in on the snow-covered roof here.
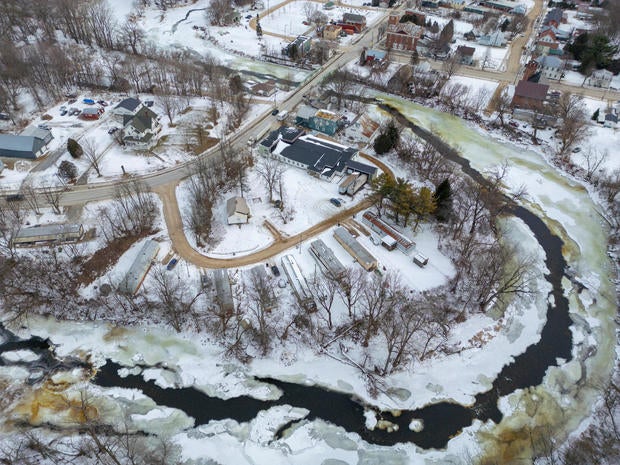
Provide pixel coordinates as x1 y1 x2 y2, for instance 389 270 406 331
226 196 250 216
296 105 316 120
536 55 564 69
20 127 52 141
0 135 45 159
15 223 83 240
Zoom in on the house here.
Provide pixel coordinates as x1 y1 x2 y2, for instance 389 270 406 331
12 223 84 246
421 0 439 7
122 106 161 148
464 4 492 14
295 106 343 135
258 127 376 181
118 239 160 295
539 25 570 42
512 4 527 15
309 239 346 280
226 196 250 224
113 97 143 122
323 24 342 40
479 0 520 12
341 13 366 32
333 227 377 271
589 69 613 88
604 111 618 128
20 127 53 145
81 107 102 120
456 46 475 65
250 80 277 97
360 48 387 66
282 35 312 59
385 12 423 52
0 135 47 159
543 8 564 28
439 0 466 9
535 28 560 55
212 269 234 315
536 55 564 80
323 1 336 9
281 254 316 311
512 80 549 109
478 30 506 47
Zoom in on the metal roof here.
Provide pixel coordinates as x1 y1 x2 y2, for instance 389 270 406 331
213 269 234 310
118 240 160 294
115 97 142 112
15 223 82 239
333 227 377 269
296 105 316 120
309 239 346 278
20 127 52 141
343 13 366 23
345 160 377 177
0 135 45 159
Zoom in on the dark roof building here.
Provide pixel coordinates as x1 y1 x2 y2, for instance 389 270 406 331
115 97 142 112
512 80 549 109
0 134 47 159
544 8 563 27
258 127 376 180
21 127 53 145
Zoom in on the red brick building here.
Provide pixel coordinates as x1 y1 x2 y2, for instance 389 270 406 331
512 80 549 110
386 13 423 52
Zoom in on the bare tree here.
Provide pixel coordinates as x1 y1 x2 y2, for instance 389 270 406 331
146 266 204 332
442 52 462 79
245 267 277 354
40 184 64 215
206 0 235 26
581 147 608 181
120 19 145 54
554 93 590 158
82 137 105 177
158 90 181 125
324 70 353 110
255 156 285 203
308 271 339 329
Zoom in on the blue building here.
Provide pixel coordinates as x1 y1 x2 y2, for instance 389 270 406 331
295 105 343 135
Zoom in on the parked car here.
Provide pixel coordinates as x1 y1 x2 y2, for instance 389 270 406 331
245 14 252 19
271 265 281 277
68 98 77 104
572 147 581 153
144 100 154 107
0 112 9 120
330 198 342 207
60 107 68 116
6 194 25 202
97 100 108 106
70 108 81 115
166 258 179 270
83 98 95 105
37 124 50 130
271 108 279 116
108 127 119 134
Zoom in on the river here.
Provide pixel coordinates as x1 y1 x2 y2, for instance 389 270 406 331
1 94 616 463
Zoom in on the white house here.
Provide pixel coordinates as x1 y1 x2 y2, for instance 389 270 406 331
478 30 506 47
536 55 564 80
113 97 144 123
226 196 250 225
589 69 613 88
122 106 161 148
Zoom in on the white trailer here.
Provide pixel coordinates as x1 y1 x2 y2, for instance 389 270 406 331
347 174 367 195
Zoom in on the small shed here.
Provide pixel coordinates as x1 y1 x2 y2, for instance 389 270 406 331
413 252 429 267
226 196 250 225
81 107 101 120
381 235 397 251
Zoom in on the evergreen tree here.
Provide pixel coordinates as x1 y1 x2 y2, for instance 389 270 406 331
386 119 400 147
373 133 393 155
412 187 436 231
433 178 452 222
67 138 83 158
256 15 263 38
370 173 395 216
591 108 600 121
410 49 420 66
439 19 454 47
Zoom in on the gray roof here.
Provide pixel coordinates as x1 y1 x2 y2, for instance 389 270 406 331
115 97 142 112
343 13 366 23
537 55 564 69
118 240 160 294
213 269 234 311
605 113 618 123
0 135 45 159
296 105 316 120
544 8 562 24
345 160 377 177
309 239 346 278
20 127 52 141
333 226 377 269
226 196 250 216
15 223 82 240
124 106 158 132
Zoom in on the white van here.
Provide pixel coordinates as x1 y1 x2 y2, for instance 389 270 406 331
276 110 288 121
